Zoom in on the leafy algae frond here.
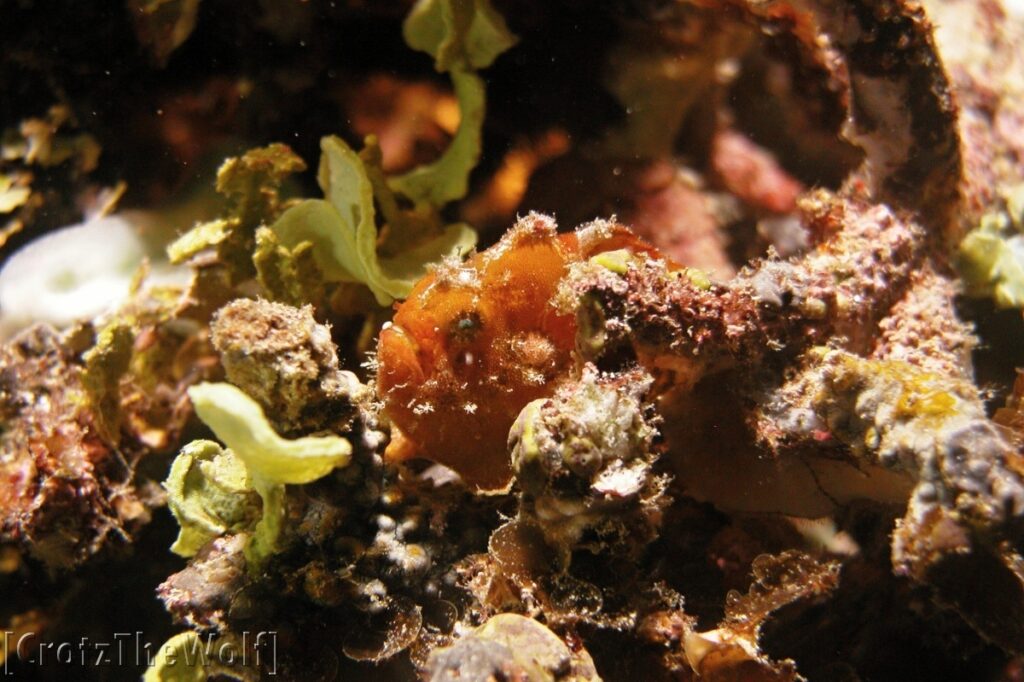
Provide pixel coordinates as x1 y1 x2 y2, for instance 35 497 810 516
171 382 351 567
266 0 516 305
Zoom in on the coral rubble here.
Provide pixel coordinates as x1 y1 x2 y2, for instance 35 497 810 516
4 0 1024 680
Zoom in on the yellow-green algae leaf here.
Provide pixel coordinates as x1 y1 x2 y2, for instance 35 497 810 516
252 226 326 306
270 136 475 305
145 632 259 682
403 0 517 72
165 144 305 285
81 320 135 443
388 69 486 207
959 185 1024 308
0 174 30 214
262 0 514 303
959 224 1024 307
187 381 351 564
164 440 260 557
215 143 306 226
188 381 351 485
391 0 516 206
166 218 232 265
143 631 208 682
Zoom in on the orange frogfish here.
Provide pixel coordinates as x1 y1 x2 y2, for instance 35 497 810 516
376 213 667 492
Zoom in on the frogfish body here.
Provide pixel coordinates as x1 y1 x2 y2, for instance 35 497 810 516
376 213 664 491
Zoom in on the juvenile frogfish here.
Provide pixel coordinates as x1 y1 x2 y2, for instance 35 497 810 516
376 213 666 491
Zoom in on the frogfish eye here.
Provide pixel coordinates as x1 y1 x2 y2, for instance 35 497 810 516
448 310 483 342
